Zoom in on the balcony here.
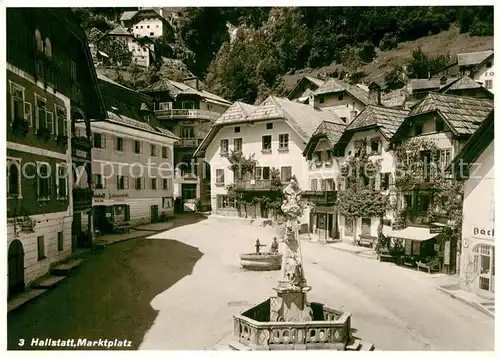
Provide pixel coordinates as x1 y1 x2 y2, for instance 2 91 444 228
174 138 203 148
73 188 93 212
302 190 337 206
234 179 274 191
154 109 221 121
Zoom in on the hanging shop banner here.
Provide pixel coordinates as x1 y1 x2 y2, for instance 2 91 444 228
444 240 451 265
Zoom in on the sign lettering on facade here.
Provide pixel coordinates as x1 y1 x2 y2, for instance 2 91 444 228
75 149 88 158
444 241 451 265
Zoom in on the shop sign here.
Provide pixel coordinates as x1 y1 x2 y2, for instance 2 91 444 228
430 226 445 234
75 149 88 158
444 241 451 265
109 193 129 200
472 227 494 239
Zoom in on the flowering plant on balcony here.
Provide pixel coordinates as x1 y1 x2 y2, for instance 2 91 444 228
12 117 30 136
36 127 52 141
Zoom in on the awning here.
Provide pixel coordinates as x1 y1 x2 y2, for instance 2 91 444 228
382 226 439 241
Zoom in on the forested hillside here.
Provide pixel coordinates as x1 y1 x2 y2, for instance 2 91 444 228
74 6 494 104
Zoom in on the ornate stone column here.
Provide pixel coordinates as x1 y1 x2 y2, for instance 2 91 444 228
271 178 313 323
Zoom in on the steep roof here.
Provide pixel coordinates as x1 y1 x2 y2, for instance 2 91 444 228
411 77 457 91
246 96 343 140
105 110 177 139
438 76 483 93
304 76 325 87
194 97 343 158
381 87 407 108
141 78 231 106
214 101 258 125
457 50 494 67
449 110 494 178
120 10 138 21
471 52 494 76
393 92 494 140
345 105 410 140
107 26 134 37
287 75 325 100
313 78 370 105
302 120 347 157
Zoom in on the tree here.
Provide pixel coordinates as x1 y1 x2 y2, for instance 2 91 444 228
96 37 132 66
384 64 405 90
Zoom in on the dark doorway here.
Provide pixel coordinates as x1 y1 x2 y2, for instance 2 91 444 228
151 205 159 223
328 214 334 238
8 239 25 297
181 184 197 200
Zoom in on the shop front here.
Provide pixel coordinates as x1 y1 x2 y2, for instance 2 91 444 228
381 226 454 274
93 204 130 234
309 206 338 241
461 227 495 298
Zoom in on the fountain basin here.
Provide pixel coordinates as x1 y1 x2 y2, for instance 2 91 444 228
240 253 282 271
233 298 352 350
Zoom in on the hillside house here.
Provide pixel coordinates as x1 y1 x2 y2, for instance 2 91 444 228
302 120 346 240
6 8 107 295
436 50 494 93
330 85 409 244
309 78 370 125
389 92 494 274
194 96 343 225
120 8 173 39
98 26 156 68
141 76 231 211
288 76 325 103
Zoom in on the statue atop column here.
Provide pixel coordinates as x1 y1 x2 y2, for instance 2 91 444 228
277 177 309 292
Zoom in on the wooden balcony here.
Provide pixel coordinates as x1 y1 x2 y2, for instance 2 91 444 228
154 109 221 121
234 179 273 191
302 190 337 206
73 188 93 212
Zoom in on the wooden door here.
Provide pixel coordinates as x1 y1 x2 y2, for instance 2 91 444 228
8 239 25 297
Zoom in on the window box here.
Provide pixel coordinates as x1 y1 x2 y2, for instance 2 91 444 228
315 161 323 167
220 151 229 157
277 147 289 152
56 134 68 145
324 161 332 167
12 118 30 136
261 149 272 154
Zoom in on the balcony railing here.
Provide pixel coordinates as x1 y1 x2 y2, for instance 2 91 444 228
234 179 274 191
73 188 93 212
154 109 221 121
302 190 337 206
174 138 203 148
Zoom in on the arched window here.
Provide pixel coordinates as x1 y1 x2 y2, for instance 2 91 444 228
7 161 20 197
35 29 43 52
44 38 52 58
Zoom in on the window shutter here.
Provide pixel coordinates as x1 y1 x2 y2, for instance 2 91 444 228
24 102 32 127
320 179 326 191
375 174 380 191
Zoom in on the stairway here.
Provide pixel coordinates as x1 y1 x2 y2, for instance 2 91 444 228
346 338 376 351
479 301 495 316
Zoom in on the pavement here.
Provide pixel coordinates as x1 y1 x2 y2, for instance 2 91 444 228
7 214 204 316
7 214 494 351
138 216 494 351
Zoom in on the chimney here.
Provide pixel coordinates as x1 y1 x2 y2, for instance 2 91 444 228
309 94 316 109
183 76 200 91
439 76 448 87
368 82 381 105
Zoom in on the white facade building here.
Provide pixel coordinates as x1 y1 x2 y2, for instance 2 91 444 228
195 97 342 223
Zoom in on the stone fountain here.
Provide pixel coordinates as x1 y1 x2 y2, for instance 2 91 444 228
229 178 375 351
240 239 282 271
